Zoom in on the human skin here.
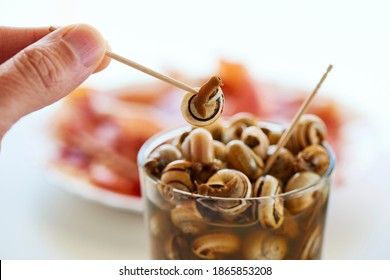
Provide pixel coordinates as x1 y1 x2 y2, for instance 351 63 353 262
0 24 110 144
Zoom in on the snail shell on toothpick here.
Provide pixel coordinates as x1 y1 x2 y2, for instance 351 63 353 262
253 175 284 230
181 76 224 127
286 114 327 154
181 128 215 164
294 144 330 176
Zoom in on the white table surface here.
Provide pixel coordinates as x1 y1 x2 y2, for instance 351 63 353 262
1 0 390 259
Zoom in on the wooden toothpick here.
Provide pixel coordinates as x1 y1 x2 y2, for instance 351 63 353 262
263 65 333 174
49 26 198 94
104 50 198 94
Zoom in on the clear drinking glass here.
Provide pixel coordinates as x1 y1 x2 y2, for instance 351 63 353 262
137 124 335 260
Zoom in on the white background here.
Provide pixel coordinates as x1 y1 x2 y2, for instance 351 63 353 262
3 260 390 279
1 0 390 259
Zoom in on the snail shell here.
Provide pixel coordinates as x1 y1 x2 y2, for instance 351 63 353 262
261 234 288 260
266 145 295 182
149 211 172 238
144 144 182 177
203 119 225 141
221 112 259 143
190 161 221 185
285 171 320 213
171 130 191 151
241 126 270 160
253 175 284 230
300 225 322 260
213 140 227 163
243 231 288 260
294 144 330 176
170 201 207 235
200 169 252 198
191 232 240 260
181 87 224 127
268 130 283 145
158 160 196 202
197 169 252 220
286 114 327 154
226 140 264 181
303 190 323 230
278 208 301 239
181 128 214 164
259 123 283 145
165 233 192 260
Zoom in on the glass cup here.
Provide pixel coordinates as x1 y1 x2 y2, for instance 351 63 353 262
137 124 335 260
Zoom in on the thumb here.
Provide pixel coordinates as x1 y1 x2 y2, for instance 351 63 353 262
0 24 106 134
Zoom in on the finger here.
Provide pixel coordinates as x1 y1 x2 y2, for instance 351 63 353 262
0 24 106 134
47 27 111 73
93 40 111 73
0 26 50 64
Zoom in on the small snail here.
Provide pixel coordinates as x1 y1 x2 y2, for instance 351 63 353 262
226 140 264 181
213 140 227 163
170 201 207 235
284 171 320 213
253 175 284 230
278 209 301 239
286 114 327 154
258 123 283 145
203 119 225 141
198 169 252 199
294 144 330 176
241 126 270 160
300 225 322 260
144 144 182 177
181 76 224 127
196 169 252 220
191 232 240 260
242 231 287 260
266 145 295 182
149 211 172 238
158 160 196 202
221 113 259 143
172 130 191 151
181 128 215 164
165 233 191 260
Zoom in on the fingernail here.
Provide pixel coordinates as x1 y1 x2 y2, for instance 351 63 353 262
62 24 105 68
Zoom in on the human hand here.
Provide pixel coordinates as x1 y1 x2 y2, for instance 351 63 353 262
0 24 110 142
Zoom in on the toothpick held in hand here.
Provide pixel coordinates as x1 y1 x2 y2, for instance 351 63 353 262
49 26 198 95
104 50 198 94
263 65 333 174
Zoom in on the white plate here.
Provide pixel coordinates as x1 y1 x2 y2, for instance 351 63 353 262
45 165 144 212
